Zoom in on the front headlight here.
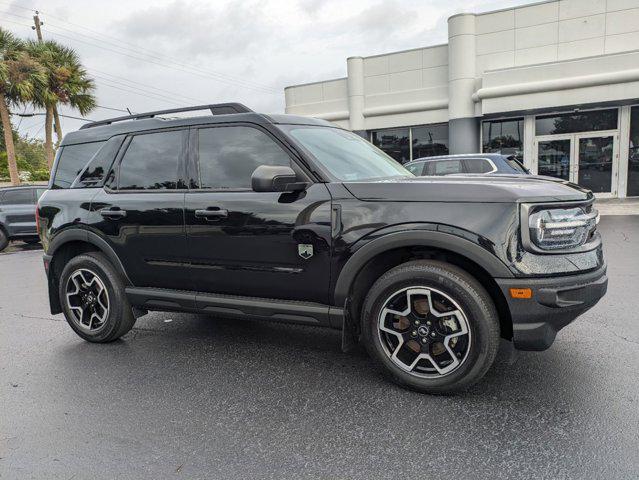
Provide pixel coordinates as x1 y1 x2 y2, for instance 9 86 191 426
522 203 600 253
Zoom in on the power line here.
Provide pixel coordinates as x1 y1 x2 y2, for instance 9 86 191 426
1 9 278 94
0 5 280 94
90 69 208 105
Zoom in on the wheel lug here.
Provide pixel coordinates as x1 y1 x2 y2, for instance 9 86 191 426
426 321 431 326
420 337 428 344
414 320 420 326
411 330 417 337
431 332 436 337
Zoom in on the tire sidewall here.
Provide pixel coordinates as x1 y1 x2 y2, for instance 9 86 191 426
363 262 499 393
59 253 129 342
0 228 8 252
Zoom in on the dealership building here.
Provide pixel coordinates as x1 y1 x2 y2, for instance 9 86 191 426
284 0 639 198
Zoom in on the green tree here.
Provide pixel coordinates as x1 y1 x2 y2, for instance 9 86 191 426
26 39 96 169
0 28 46 185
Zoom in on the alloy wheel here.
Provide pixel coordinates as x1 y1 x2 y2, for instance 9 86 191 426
65 269 110 331
377 286 471 378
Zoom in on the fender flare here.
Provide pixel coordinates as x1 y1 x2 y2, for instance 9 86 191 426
48 229 132 285
333 229 513 306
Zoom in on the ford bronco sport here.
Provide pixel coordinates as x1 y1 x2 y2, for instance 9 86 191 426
37 103 607 393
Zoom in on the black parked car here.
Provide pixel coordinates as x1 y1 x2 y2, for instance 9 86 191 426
404 153 529 176
0 185 45 252
37 104 607 394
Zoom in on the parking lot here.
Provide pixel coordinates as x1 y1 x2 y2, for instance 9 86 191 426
1 216 638 480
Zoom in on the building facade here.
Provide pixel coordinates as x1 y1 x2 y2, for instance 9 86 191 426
284 0 639 197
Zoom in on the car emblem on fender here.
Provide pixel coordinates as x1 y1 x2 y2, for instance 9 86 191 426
298 244 313 259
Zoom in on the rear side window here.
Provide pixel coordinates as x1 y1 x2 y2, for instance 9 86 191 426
197 126 290 189
464 158 495 174
53 141 105 189
433 160 463 175
118 131 182 190
405 162 425 175
73 136 125 188
2 189 34 205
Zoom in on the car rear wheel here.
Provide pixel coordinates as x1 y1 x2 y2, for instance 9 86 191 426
59 252 136 342
362 260 500 394
0 229 8 252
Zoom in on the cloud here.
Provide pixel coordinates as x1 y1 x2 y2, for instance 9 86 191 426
115 0 270 59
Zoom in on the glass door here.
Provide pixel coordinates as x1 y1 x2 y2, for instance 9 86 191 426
575 133 617 197
534 132 618 197
536 136 572 181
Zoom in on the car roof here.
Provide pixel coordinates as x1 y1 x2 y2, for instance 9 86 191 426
407 153 510 164
61 103 336 146
0 185 39 191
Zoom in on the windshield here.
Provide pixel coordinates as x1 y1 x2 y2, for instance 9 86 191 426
283 126 412 181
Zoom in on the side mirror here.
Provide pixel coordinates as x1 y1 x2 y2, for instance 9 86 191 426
251 165 307 192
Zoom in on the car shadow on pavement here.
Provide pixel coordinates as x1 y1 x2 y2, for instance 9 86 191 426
54 310 594 407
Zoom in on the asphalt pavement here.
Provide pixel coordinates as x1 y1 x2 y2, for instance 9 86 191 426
1 216 638 479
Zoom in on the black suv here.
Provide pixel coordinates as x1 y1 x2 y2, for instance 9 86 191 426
0 185 45 252
37 104 607 393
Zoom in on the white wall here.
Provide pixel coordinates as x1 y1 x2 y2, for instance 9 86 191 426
474 0 639 74
284 0 639 130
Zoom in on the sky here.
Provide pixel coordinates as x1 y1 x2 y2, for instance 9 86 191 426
1 0 539 138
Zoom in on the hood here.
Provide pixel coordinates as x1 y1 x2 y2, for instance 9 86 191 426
343 174 592 203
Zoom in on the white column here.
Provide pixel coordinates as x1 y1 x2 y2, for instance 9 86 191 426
523 115 536 171
618 105 631 198
346 56 365 133
447 13 479 153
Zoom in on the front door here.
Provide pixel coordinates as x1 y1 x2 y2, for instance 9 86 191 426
184 124 332 304
535 132 618 197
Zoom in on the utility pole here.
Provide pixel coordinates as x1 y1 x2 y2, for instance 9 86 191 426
32 12 63 161
32 11 43 41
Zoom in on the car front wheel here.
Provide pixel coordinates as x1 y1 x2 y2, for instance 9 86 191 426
362 260 500 394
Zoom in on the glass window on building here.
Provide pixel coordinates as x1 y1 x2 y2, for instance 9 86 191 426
481 118 523 161
535 109 618 136
370 128 410 164
411 124 449 159
628 106 639 197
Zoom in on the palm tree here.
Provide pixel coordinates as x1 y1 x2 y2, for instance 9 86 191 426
0 28 46 185
26 40 96 169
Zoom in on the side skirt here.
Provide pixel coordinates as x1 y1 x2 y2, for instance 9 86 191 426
125 287 344 329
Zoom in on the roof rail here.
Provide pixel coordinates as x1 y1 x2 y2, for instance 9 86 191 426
80 103 253 130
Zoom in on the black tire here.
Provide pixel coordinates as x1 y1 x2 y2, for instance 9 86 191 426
0 228 8 252
361 260 500 394
59 251 136 342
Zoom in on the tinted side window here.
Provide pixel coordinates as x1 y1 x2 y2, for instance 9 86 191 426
405 162 425 175
74 136 125 188
198 126 290 189
118 131 182 190
2 189 34 205
464 159 494 174
433 160 463 175
53 141 105 189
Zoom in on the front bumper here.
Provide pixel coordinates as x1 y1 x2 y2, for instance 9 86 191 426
496 265 607 351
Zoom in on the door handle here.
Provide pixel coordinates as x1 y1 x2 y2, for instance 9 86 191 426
195 208 228 220
100 207 127 219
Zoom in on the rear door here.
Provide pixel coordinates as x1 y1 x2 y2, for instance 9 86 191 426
0 189 36 235
90 129 190 289
184 124 332 303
